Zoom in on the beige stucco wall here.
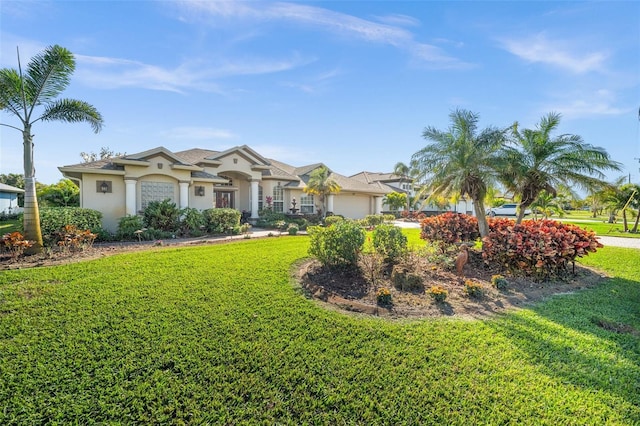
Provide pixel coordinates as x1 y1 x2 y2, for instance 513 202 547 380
332 193 374 219
80 173 126 232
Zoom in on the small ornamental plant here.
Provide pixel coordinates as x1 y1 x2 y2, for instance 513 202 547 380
464 280 484 298
491 274 509 290
376 287 392 306
427 285 448 303
1 232 34 259
287 224 299 235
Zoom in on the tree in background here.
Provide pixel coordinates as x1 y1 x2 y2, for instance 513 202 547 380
38 179 80 207
383 191 407 212
530 190 564 219
80 147 123 163
0 45 103 252
497 112 621 224
303 166 341 217
411 109 506 237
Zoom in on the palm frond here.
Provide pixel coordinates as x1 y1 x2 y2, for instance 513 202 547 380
24 45 75 109
39 99 104 133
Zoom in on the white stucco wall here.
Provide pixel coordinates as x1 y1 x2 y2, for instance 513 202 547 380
332 193 374 219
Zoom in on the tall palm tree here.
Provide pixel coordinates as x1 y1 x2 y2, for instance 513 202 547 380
303 166 341 217
393 161 412 211
0 45 103 253
498 112 621 224
411 109 506 237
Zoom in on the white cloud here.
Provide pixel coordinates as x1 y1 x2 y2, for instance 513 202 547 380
177 1 470 69
161 126 237 140
374 14 421 28
541 89 628 119
74 53 312 93
500 33 608 74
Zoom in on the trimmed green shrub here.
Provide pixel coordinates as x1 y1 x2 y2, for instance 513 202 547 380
180 207 205 237
143 199 180 232
117 215 146 241
308 220 365 268
391 265 423 291
323 215 344 227
362 214 386 228
372 224 408 263
39 207 103 243
256 211 286 229
287 224 299 235
203 208 241 235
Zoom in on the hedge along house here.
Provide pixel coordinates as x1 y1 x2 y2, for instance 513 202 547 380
58 145 392 232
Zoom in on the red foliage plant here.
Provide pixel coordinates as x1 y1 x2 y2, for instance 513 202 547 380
401 211 426 221
1 231 34 259
420 212 480 251
482 218 603 280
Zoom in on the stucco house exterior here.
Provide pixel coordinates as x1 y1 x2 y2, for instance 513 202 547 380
58 145 392 232
0 183 24 215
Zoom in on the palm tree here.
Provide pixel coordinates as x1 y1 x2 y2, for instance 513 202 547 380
530 190 564 219
393 161 415 212
605 183 639 232
411 109 507 237
303 166 341 217
498 112 621 224
0 45 103 253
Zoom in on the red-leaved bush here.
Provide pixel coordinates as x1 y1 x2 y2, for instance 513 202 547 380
401 210 427 221
420 212 479 250
1 231 34 259
482 218 602 280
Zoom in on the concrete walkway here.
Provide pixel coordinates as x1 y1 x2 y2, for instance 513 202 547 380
392 221 640 250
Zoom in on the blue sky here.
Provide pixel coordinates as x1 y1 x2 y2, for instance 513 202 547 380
1 1 639 187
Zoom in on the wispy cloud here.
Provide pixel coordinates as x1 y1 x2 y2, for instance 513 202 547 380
161 126 237 140
74 53 312 93
541 89 628 119
373 14 421 28
177 1 470 69
499 33 608 74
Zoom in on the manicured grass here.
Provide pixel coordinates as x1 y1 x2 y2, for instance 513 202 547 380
0 237 638 424
560 220 640 239
0 218 20 233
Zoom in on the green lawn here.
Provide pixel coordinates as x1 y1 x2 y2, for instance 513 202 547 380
0 217 20 234
0 237 638 424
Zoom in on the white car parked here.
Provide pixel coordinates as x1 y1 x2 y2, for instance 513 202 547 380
486 203 532 217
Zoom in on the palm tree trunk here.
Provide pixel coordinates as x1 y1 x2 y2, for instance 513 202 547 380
22 127 44 254
631 210 640 233
473 198 490 238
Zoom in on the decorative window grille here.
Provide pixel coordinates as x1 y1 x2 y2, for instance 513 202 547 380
273 185 284 213
258 185 263 211
218 175 233 187
140 181 175 210
300 194 314 214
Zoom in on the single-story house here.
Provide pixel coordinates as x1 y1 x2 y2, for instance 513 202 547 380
351 171 473 215
58 145 392 232
0 183 24 215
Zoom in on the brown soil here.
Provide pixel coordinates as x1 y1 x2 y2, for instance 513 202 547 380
295 250 607 320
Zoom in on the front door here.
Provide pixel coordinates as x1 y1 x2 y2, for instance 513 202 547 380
215 191 234 209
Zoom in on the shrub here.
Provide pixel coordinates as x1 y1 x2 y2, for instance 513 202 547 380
256 211 286 229
391 265 423 291
362 214 386 229
383 214 396 222
401 210 426 221
308 220 365 268
420 212 479 251
323 215 344 227
143 199 180 232
376 287 392 306
427 285 448 303
464 280 484 298
54 225 96 252
372 224 408 263
482 218 603 280
180 208 205 237
287 224 299 235
240 223 252 234
491 274 509 290
203 208 241 234
117 215 157 241
1 231 33 259
39 207 103 240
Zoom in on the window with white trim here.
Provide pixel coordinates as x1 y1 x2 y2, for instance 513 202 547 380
273 185 283 213
140 181 175 210
258 185 263 211
300 194 314 214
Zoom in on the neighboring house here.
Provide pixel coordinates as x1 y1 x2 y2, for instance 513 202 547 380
351 171 473 215
0 183 24 215
59 145 391 232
